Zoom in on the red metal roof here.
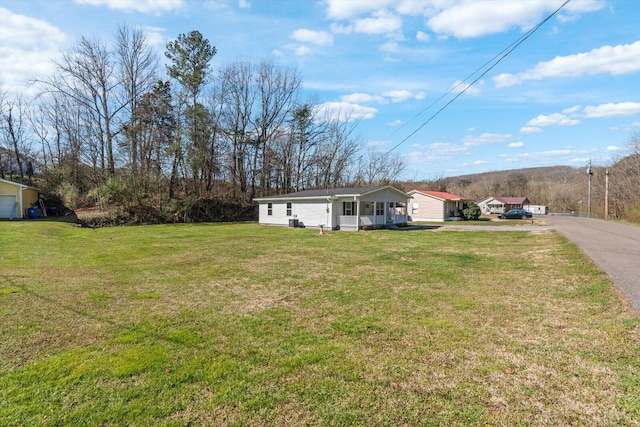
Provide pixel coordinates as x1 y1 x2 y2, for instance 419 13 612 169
412 190 465 201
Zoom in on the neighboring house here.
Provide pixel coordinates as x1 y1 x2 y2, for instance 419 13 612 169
478 196 530 214
254 186 412 231
0 178 39 219
408 190 467 222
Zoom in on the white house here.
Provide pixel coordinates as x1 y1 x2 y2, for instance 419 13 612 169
478 196 529 214
254 186 412 231
408 190 467 222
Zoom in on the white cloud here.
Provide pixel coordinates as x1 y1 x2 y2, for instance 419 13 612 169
463 133 512 147
562 105 581 114
416 31 430 42
315 101 377 122
494 41 640 87
508 142 525 148
582 102 640 118
380 41 400 53
474 160 489 165
428 142 468 155
526 113 580 127
502 148 576 164
291 29 334 46
427 1 581 39
606 145 621 151
295 45 312 56
139 25 166 48
341 93 388 104
387 120 403 126
520 126 543 134
450 79 483 96
238 0 250 9
382 89 424 103
353 9 402 35
324 0 395 20
330 23 353 35
75 0 185 14
0 8 67 93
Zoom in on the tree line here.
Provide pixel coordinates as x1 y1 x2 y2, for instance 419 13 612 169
0 25 404 223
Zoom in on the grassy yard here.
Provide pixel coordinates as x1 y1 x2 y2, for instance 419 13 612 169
1 221 638 426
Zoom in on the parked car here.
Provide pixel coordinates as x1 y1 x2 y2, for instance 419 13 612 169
497 208 532 219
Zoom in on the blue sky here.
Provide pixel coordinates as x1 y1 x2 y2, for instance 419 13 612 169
1 0 639 180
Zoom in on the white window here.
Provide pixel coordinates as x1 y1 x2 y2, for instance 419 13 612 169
286 202 292 216
267 203 272 216
343 201 356 216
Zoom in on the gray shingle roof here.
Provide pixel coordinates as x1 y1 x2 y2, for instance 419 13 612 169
254 186 399 200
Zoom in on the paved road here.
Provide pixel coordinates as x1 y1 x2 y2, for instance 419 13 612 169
545 215 640 312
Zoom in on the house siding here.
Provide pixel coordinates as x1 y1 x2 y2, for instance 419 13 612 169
0 180 38 219
255 186 410 231
410 193 444 221
258 199 333 228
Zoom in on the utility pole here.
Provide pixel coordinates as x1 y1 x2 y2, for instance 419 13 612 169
587 159 593 218
605 168 610 220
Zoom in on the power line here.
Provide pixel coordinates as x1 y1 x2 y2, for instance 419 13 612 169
385 0 572 155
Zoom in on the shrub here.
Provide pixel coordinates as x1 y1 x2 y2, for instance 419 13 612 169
462 201 481 220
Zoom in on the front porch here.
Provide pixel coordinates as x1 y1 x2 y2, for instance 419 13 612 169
337 201 408 231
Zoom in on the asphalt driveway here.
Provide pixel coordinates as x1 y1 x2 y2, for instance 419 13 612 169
545 215 640 312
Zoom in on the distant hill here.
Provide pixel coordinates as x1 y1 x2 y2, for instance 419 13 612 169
442 166 580 185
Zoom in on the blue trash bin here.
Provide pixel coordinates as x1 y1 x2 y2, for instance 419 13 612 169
27 208 38 219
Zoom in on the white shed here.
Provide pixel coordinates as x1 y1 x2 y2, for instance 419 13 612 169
254 186 412 231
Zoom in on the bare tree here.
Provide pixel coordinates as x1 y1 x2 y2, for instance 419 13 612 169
116 24 159 178
36 36 126 177
250 61 300 197
1 95 32 179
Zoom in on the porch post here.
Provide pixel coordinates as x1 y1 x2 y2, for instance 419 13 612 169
373 201 377 224
355 196 360 230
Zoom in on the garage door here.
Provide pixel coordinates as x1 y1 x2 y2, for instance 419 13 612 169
0 195 18 218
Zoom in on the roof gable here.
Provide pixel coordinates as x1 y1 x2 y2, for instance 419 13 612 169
0 178 38 190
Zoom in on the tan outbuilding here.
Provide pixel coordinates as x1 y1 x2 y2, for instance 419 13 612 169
0 178 39 219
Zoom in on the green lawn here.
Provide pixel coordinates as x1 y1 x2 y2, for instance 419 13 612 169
1 221 638 426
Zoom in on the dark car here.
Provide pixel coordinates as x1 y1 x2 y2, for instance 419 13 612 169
497 208 532 219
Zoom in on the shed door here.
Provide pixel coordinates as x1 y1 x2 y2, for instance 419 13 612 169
0 195 17 218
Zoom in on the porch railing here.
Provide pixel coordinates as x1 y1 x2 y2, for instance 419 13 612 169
338 214 408 230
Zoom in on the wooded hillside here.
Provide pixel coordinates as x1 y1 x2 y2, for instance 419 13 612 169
406 135 640 222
